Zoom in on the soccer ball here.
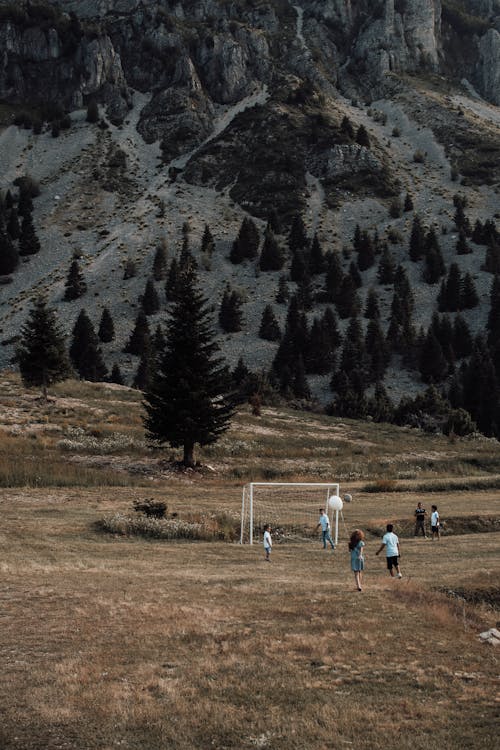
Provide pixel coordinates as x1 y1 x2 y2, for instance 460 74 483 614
344 493 352 503
328 495 343 511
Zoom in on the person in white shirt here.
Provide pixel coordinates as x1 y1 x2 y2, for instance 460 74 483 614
375 523 402 578
431 505 440 541
263 524 272 562
315 508 335 550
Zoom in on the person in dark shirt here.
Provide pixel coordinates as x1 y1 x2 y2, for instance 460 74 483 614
414 502 427 538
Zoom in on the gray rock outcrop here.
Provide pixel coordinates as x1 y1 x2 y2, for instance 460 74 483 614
478 28 500 104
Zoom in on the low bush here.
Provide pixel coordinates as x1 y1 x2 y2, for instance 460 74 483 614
98 510 240 541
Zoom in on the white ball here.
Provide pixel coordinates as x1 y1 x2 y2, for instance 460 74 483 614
344 493 352 503
328 495 343 511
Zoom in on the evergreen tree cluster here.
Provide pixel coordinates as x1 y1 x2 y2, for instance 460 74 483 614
0 180 42 275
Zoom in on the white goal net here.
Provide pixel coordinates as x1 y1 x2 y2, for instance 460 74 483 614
240 482 340 544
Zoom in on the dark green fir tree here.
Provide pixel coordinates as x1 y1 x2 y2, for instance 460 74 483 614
258 305 281 341
98 307 115 343
17 296 71 399
69 310 108 382
63 257 87 301
143 256 234 466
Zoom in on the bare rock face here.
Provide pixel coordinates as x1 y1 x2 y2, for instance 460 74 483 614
137 84 215 160
309 144 383 180
478 28 500 104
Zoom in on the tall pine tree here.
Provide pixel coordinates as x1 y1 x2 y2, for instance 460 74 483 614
143 256 234 466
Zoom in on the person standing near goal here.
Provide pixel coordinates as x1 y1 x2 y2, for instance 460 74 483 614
375 523 402 578
316 508 335 550
263 524 272 562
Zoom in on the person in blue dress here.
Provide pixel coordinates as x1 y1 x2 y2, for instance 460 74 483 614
349 529 366 591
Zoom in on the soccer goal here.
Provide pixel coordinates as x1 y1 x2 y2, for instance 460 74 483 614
240 482 340 544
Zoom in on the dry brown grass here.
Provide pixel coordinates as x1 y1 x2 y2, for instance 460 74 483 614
0 374 498 749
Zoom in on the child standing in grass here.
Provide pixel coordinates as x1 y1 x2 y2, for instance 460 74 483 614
375 523 402 578
348 529 365 591
263 524 272 562
431 505 440 541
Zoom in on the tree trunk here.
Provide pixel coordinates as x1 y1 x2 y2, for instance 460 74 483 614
183 442 195 468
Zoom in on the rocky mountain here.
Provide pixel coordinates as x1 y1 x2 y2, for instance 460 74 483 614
0 0 499 414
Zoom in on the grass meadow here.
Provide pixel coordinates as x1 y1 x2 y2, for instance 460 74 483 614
0 373 498 750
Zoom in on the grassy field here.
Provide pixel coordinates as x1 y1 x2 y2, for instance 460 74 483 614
0 374 498 749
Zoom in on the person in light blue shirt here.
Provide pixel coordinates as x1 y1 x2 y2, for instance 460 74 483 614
316 508 335 550
375 523 402 578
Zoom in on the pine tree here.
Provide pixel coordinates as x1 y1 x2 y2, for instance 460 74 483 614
377 245 396 284
309 233 326 274
143 256 234 466
324 251 344 303
452 314 473 359
487 275 500 348
340 316 366 377
133 344 156 391
289 250 307 283
109 363 124 385
483 243 500 274
336 275 360 319
460 272 479 310
0 217 19 274
409 215 425 262
349 261 362 288
437 262 461 312
19 213 41 256
273 295 308 379
291 354 310 400
355 124 370 147
364 288 380 320
367 382 394 423
63 257 87 301
403 193 414 212
288 214 309 255
17 296 71 399
258 305 281 341
200 223 215 256
17 189 33 219
267 209 282 236
306 316 336 374
152 242 168 281
296 269 314 310
98 307 115 343
141 278 160 316
124 310 151 355
356 230 375 271
230 217 260 263
259 227 284 271
276 274 289 304
460 336 500 437
340 115 355 140
456 230 471 255
165 257 180 300
219 287 244 333
69 310 107 382
423 235 445 284
419 328 448 384
365 318 390 381
7 206 20 240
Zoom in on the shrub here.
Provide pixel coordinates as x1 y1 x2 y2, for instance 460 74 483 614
413 150 425 163
363 478 399 493
133 498 167 518
98 511 240 541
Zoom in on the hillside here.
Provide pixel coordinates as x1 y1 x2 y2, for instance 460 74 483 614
0 0 499 418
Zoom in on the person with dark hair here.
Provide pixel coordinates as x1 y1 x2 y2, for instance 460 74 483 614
431 505 440 541
375 524 402 578
263 524 272 562
348 529 366 591
316 508 335 550
414 502 427 538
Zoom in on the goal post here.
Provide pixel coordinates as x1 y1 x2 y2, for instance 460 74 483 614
240 482 340 544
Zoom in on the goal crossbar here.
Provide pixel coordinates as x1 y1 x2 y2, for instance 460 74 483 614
240 482 340 544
